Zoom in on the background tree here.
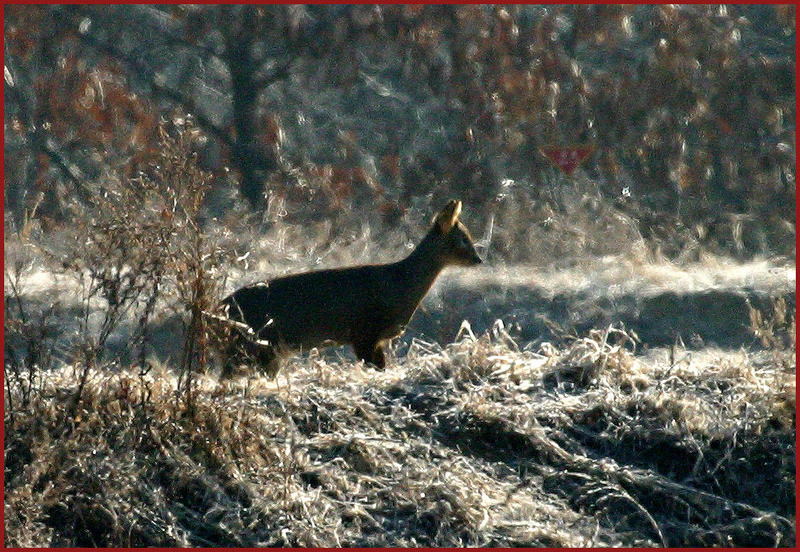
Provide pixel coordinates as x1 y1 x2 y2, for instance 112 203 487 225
4 4 795 259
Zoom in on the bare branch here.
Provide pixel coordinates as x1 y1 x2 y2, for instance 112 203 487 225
52 7 234 151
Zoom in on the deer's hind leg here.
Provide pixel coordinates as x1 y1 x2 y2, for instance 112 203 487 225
221 332 281 379
254 344 281 378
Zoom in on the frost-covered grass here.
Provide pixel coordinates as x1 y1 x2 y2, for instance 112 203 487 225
4 123 795 547
4 323 794 547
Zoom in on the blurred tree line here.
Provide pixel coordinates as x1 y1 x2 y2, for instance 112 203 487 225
4 4 795 259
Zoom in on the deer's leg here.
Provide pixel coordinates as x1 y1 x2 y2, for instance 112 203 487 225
353 336 386 370
221 332 280 379
254 345 281 378
371 343 386 369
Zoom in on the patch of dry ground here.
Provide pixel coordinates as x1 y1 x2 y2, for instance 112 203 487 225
5 324 794 547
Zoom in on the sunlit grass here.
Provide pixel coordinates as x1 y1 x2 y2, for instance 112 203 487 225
5 323 794 547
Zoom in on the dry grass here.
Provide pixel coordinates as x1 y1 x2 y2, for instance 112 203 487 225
4 116 795 548
5 324 794 547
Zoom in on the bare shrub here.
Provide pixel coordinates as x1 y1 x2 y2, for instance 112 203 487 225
4 115 234 429
146 119 234 411
4 196 61 426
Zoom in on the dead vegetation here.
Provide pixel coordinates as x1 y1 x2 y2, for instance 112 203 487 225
5 119 795 547
4 319 794 547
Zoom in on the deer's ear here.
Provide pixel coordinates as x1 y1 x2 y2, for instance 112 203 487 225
435 200 462 233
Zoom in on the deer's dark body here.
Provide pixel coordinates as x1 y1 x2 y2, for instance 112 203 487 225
220 200 481 377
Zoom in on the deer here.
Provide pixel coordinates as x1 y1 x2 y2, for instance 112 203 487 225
219 200 482 378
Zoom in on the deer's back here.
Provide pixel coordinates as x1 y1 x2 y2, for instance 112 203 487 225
223 264 398 348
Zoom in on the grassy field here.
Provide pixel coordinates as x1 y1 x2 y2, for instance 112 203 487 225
4 248 795 547
4 125 796 547
5 6 796 546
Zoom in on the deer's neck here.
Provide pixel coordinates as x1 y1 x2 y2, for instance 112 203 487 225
394 229 447 303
